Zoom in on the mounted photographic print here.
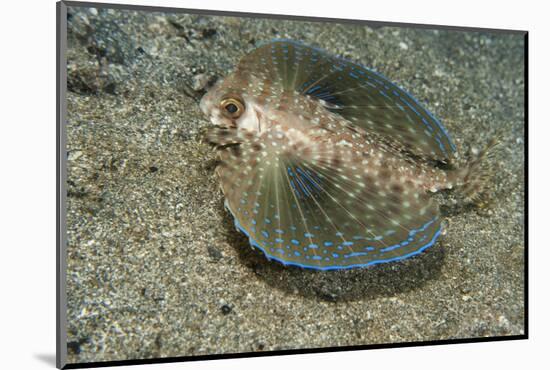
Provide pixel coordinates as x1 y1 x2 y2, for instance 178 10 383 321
56 1 527 368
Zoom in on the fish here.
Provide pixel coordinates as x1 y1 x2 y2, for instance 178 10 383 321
200 39 495 271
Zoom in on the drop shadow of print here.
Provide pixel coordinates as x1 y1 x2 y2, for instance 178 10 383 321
33 353 56 366
220 209 446 302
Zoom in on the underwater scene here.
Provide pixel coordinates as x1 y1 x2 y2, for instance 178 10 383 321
65 5 525 364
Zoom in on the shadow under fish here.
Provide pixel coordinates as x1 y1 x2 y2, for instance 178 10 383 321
200 39 497 271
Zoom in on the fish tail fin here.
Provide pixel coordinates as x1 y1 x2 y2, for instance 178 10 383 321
453 137 501 204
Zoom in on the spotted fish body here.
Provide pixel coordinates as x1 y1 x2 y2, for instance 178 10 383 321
200 40 485 270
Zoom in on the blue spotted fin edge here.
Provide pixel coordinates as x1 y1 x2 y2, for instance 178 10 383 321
226 200 442 271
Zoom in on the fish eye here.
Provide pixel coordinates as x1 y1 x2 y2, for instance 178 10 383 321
220 97 245 119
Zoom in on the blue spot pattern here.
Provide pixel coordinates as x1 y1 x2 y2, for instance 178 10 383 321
224 198 442 270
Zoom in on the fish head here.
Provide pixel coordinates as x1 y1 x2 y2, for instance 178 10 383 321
200 73 295 134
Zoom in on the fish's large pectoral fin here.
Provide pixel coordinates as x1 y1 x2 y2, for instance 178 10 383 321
218 129 442 270
238 40 456 162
